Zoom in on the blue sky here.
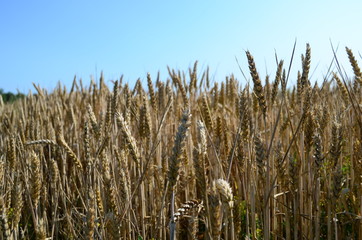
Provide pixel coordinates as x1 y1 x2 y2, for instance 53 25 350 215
1 1 362 93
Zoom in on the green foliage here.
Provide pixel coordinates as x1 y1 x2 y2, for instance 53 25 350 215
342 155 351 175
0 88 25 103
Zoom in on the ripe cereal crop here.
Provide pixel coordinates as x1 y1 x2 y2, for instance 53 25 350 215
0 45 362 239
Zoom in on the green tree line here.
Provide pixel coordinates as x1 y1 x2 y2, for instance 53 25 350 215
0 88 25 103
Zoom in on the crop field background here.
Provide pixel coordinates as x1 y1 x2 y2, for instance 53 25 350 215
0 45 362 239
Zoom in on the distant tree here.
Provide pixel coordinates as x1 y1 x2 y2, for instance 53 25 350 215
0 88 25 103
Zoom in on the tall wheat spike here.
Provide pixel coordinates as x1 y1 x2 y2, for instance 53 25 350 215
246 51 267 117
346 47 362 86
115 112 140 165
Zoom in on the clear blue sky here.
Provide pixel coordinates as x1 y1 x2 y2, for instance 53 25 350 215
1 1 362 93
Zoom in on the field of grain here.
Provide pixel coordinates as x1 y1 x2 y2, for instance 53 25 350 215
0 45 361 239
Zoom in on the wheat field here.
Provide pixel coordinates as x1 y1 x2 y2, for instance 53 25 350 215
0 44 361 239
